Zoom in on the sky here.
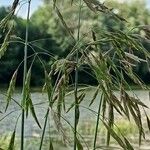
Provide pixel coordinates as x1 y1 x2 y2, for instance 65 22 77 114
0 0 43 18
0 0 150 18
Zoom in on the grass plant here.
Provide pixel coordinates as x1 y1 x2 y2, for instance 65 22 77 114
0 0 150 149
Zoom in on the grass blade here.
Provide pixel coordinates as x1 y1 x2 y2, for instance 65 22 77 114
123 137 134 150
102 121 126 149
7 130 16 150
29 97 41 129
89 86 99 106
55 6 75 41
5 69 18 111
76 137 83 150
49 139 54 150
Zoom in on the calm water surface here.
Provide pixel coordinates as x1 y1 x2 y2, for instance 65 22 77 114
0 89 150 149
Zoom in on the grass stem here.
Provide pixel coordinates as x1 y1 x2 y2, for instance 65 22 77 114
39 109 49 150
74 1 82 149
93 94 103 149
21 0 31 149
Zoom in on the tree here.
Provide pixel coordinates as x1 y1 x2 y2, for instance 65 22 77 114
33 0 150 48
0 6 61 85
32 0 150 83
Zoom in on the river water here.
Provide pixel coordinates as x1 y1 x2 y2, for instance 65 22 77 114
0 89 150 149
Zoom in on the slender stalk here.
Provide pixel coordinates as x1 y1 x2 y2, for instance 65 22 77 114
39 70 62 150
39 109 49 150
93 93 103 149
74 1 82 150
21 1 31 150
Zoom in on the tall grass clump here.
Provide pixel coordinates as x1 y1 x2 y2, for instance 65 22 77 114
0 0 150 149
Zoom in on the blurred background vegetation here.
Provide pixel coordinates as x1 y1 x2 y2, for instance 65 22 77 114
0 0 150 86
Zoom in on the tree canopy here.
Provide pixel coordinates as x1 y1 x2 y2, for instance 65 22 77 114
0 0 150 85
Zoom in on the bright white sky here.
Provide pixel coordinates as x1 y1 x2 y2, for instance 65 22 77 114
0 0 150 18
0 0 43 18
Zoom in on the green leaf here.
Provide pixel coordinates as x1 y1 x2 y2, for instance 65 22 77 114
123 137 134 150
102 95 107 119
75 104 80 128
55 6 75 40
0 25 12 59
123 99 130 120
7 130 15 150
24 67 32 116
102 121 126 149
25 67 32 90
23 66 41 128
29 97 41 129
129 97 148 108
66 92 85 113
89 86 99 106
66 102 75 113
25 95 30 118
125 52 146 63
106 105 114 146
146 114 150 131
76 137 83 150
44 70 53 106
12 0 20 12
53 0 56 8
49 139 54 150
5 69 18 111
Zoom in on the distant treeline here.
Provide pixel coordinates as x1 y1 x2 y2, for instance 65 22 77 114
0 0 150 86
